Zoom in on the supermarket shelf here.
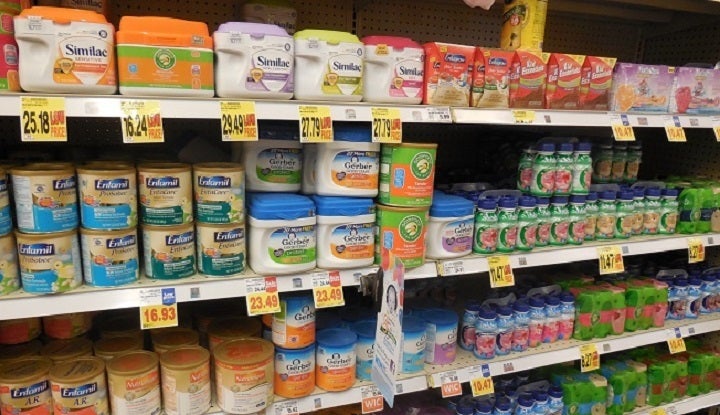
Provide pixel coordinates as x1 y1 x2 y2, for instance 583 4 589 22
629 390 720 415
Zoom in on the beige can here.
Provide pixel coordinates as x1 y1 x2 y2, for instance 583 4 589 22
106 351 161 415
41 338 93 364
193 162 245 224
10 164 78 234
138 162 192 226
49 356 109 415
0 233 20 296
80 227 140 287
93 336 144 361
207 316 262 352
98 314 144 344
142 223 196 280
0 317 41 345
0 357 52 415
15 229 83 294
77 165 138 230
196 222 246 277
159 346 211 415
213 338 274 415
0 340 42 364
42 312 93 340
151 328 199 354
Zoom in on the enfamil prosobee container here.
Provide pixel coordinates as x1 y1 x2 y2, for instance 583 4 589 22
312 196 375 269
116 16 214 97
14 6 116 94
214 22 294 99
294 29 363 101
362 36 424 104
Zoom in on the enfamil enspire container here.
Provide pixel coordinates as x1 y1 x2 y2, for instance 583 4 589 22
362 36 424 104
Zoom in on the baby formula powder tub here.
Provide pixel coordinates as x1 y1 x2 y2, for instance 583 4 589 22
77 165 137 230
151 328 199 354
417 309 458 365
0 317 40 345
138 162 193 226
11 164 78 233
16 230 82 294
142 223 196 279
294 29 363 101
315 328 357 392
196 222 246 277
159 346 211 415
193 162 245 224
247 193 316 274
213 338 274 414
242 0 297 34
41 338 93 364
0 233 20 295
13 6 116 94
81 227 139 287
42 312 92 340
274 344 315 398
427 193 474 259
106 351 161 415
49 356 109 415
379 143 437 207
98 315 143 343
315 126 380 197
313 195 375 269
243 139 302 192
93 336 144 361
0 340 42 364
0 170 11 235
116 17 213 97
207 316 262 352
214 22 294 99
362 36 424 104
272 294 315 349
301 144 317 194
375 204 429 269
401 316 426 374
0 357 52 415
351 320 376 381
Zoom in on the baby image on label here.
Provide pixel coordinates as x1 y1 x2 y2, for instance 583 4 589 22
331 223 374 260
81 229 139 287
257 148 301 184
442 218 473 253
391 58 423 98
332 151 379 190
323 49 363 96
269 225 316 265
248 46 294 93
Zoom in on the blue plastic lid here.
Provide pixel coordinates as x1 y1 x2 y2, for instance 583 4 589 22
544 295 560 306
351 320 377 339
495 397 512 411
519 196 536 208
498 197 518 209
536 143 555 153
496 305 513 317
674 279 689 287
315 313 343 331
618 191 634 201
402 316 425 334
478 199 498 211
532 391 549 401
646 187 662 197
633 187 646 198
569 194 585 204
619 184 631 192
465 303 482 313
558 143 573 153
529 296 545 308
702 274 717 282
536 197 550 206
560 292 575 303
456 401 475 415
586 192 598 202
575 142 592 152
216 22 290 36
600 191 617 201
549 385 563 398
312 195 374 216
475 399 494 413
430 193 474 217
513 301 529 313
247 193 315 220
478 307 497 320
688 278 702 287
517 394 535 407
418 309 458 326
316 328 357 348
551 196 568 204
504 386 518 397
662 188 679 197
334 123 372 142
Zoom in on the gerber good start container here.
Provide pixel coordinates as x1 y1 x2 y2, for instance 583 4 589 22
315 125 380 197
14 6 117 94
427 192 474 259
294 29 363 101
11 164 78 234
402 316 426 373
116 16 214 97
77 165 137 230
418 308 458 365
351 319 376 381
315 328 357 392
379 143 437 207
376 204 429 269
16 230 82 294
243 139 303 192
313 195 375 269
272 294 316 349
362 36 424 104
214 22 294 99
196 222 246 276
80 227 139 287
274 345 315 398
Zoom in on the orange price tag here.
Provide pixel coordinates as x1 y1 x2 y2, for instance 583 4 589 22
245 277 281 316
139 288 178 330
220 101 258 141
312 271 345 309
298 105 333 143
361 385 384 414
20 96 67 142
439 371 462 398
488 256 514 288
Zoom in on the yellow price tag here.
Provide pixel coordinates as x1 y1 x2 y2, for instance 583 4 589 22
361 385 384 414
688 237 705 263
667 337 687 354
610 114 635 141
488 256 514 288
579 344 600 372
597 246 624 275
20 96 67 142
120 100 164 143
371 107 402 143
298 105 333 143
139 288 178 330
245 277 281 316
469 366 494 397
665 116 686 142
374 44 389 56
650 408 667 415
713 117 720 141
220 101 258 141
512 110 535 124
312 271 345 309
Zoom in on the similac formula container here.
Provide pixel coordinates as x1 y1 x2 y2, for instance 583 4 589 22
81 227 139 287
142 223 196 279
41 338 93 363
273 294 315 349
351 319 376 381
315 125 380 197
315 328 357 392
0 233 20 295
49 357 109 415
193 162 244 224
274 345 315 398
313 195 375 269
11 164 78 233
16 230 82 294
362 36 424 104
159 346 211 415
0 317 41 345
426 193 474 259
294 29 364 101
0 169 11 235
242 0 297 34
196 222 246 277
42 312 92 340
214 22 294 99
106 351 161 415
213 338 274 415
401 315 426 374
138 163 193 226
417 309 458 365
379 143 437 207
151 328 199 354
116 17 214 97
93 336 144 361
14 6 116 94
207 316 262 352
247 193 316 275
243 139 302 192
0 3 20 93
77 165 137 230
0 357 53 415
375 204 429 269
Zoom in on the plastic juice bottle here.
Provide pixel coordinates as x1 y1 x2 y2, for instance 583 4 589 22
631 187 645 236
528 296 546 347
497 197 519 253
584 192 598 241
518 148 535 193
558 291 575 340
476 399 494 415
515 394 535 415
643 187 662 235
700 273 716 314
678 187 699 234
542 295 561 343
596 191 616 239
592 143 613 184
611 144 627 183
548 385 563 415
531 143 556 196
625 142 642 183
460 302 481 351
495 305 514 356
572 142 592 195
473 307 498 360
457 400 475 415
568 194 586 245
687 278 702 319
517 196 538 251
549 196 570 245
474 198 499 254
698 186 714 233
532 391 549 415
512 300 530 352
555 143 573 196
536 197 551 247
615 190 634 239
659 188 679 234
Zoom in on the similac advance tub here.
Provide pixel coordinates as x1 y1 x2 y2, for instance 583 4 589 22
0 357 53 415
159 346 211 415
294 29 363 101
49 357 108 415
274 345 315 398
351 319 376 382
426 193 474 259
213 338 274 415
315 328 357 392
116 17 213 97
214 22 294 99
243 139 302 192
401 316 426 373
272 294 315 349
16 230 82 294
193 162 244 224
196 223 245 277
362 36 424 104
138 163 193 226
14 6 116 94
315 124 380 197
0 233 20 295
142 223 196 279
313 195 375 269
106 351 161 415
77 165 137 230
11 164 78 234
81 227 139 287
247 193 316 275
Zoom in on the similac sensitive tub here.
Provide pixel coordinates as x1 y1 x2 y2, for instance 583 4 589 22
274 344 315 398
351 319 376 381
294 29 363 101
11 164 78 233
16 230 82 294
313 195 375 269
0 233 20 295
138 162 193 226
243 139 302 192
106 351 161 415
0 357 53 415
315 328 357 392
362 36 424 104
214 22 294 99
213 338 274 415
247 193 316 275
159 346 211 415
142 223 196 279
49 356 108 415
193 162 244 224
14 6 116 94
272 294 315 349
116 17 214 97
196 222 245 277
315 124 380 197
426 193 474 259
77 165 137 230
401 315 426 374
81 227 139 287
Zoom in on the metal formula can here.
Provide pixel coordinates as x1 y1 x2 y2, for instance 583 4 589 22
193 162 245 224
159 346 211 415
49 357 109 415
106 351 161 415
81 227 139 287
77 165 137 230
138 162 192 226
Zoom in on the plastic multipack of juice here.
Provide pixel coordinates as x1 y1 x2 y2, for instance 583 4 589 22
614 278 668 331
551 370 607 415
599 360 647 415
570 283 625 340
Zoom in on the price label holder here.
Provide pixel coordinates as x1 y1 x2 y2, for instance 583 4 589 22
439 371 462 398
298 105 333 143
664 116 687 142
712 117 720 142
597 245 624 275
688 237 705 263
650 408 667 415
667 328 687 354
371 107 402 143
512 110 535 124
426 107 451 122
245 276 281 316
312 271 345 309
361 385 384 414
220 101 258 141
488 256 515 288
20 96 67 142
274 400 300 415
438 260 465 277
139 287 178 330
610 114 635 142
579 343 600 372
120 100 164 143
468 364 494 397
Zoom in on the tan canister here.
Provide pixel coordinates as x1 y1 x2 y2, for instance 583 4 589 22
193 162 245 224
138 162 193 226
151 328 199 354
0 357 52 415
98 314 144 344
196 222 246 277
0 340 42 364
49 356 108 415
0 317 41 345
213 338 274 415
42 312 93 340
159 346 211 415
41 337 93 364
207 316 262 352
106 351 161 415
142 223 196 280
94 336 144 361
76 164 138 230
0 233 20 296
